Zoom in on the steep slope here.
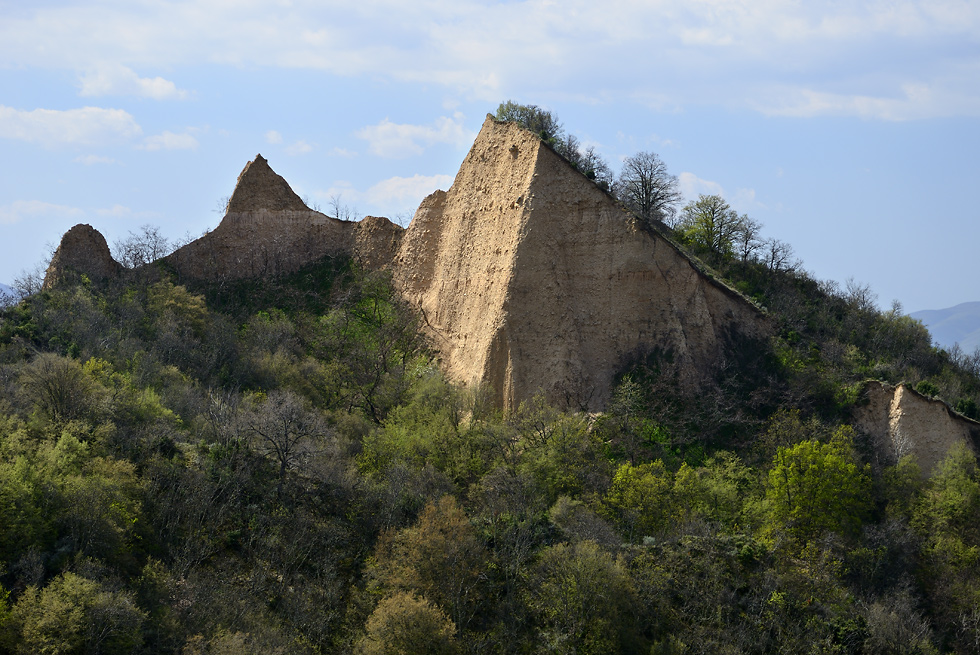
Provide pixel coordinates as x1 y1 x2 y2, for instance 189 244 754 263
43 223 122 289
166 155 401 281
393 115 768 410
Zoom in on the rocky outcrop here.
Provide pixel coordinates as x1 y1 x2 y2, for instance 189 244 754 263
854 381 980 475
41 126 768 411
43 224 122 289
166 155 357 281
165 155 402 281
392 115 768 410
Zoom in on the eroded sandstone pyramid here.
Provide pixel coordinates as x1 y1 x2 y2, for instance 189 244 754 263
166 155 402 281
393 115 768 410
44 223 122 290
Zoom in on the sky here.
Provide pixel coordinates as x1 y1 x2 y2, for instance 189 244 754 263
1 0 978 314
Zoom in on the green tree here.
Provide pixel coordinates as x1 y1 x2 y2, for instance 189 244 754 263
676 194 750 259
765 427 871 546
603 460 675 541
368 496 486 631
527 540 634 655
7 572 145 655
494 100 563 141
356 591 458 655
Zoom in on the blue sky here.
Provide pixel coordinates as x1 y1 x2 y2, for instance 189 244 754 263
1 0 978 313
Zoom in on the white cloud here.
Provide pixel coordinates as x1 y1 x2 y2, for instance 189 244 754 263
285 140 314 156
0 200 84 225
74 154 118 165
1 2 979 119
141 130 199 151
677 173 763 212
365 173 453 207
95 204 158 220
265 130 283 144
0 105 141 147
79 64 187 100
356 113 468 158
678 172 725 201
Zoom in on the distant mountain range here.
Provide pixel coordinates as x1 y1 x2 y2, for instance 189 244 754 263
0 282 14 302
911 301 980 353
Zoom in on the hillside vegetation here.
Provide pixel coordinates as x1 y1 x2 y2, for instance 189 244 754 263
1 106 980 653
0 243 978 655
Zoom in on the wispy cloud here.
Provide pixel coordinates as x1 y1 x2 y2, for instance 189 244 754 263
141 130 198 151
0 2 978 119
678 172 725 201
365 173 453 207
356 113 468 158
0 105 141 147
265 130 283 144
95 204 158 220
0 200 84 225
79 64 187 100
285 140 314 156
677 173 763 213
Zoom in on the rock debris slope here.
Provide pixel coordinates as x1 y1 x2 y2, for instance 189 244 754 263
393 115 767 410
166 155 401 281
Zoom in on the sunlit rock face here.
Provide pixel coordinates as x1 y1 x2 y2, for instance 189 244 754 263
392 115 768 410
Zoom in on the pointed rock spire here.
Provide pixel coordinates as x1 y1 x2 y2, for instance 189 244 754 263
43 224 122 289
226 154 309 213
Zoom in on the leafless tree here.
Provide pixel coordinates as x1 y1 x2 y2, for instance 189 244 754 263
614 151 682 227
113 224 174 269
762 237 798 272
328 194 359 222
242 390 328 497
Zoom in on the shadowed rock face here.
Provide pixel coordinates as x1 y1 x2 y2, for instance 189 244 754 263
854 381 980 476
44 224 122 289
392 115 769 410
165 154 402 281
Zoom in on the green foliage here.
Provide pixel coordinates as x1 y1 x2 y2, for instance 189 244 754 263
673 451 758 529
6 572 145 655
764 427 871 546
676 194 746 258
526 540 634 655
2 215 980 653
603 461 675 541
367 496 486 631
494 100 563 141
356 591 458 655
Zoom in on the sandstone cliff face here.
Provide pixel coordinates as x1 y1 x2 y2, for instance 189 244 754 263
166 155 401 281
393 115 768 410
44 224 122 289
854 381 980 475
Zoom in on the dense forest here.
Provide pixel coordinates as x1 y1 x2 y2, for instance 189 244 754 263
2 123 980 653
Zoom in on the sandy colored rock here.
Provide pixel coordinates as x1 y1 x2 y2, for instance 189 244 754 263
393 115 768 410
854 381 980 475
43 224 122 289
166 155 399 281
354 215 403 270
225 154 309 213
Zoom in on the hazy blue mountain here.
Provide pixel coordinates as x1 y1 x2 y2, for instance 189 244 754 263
911 301 980 353
0 282 14 301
